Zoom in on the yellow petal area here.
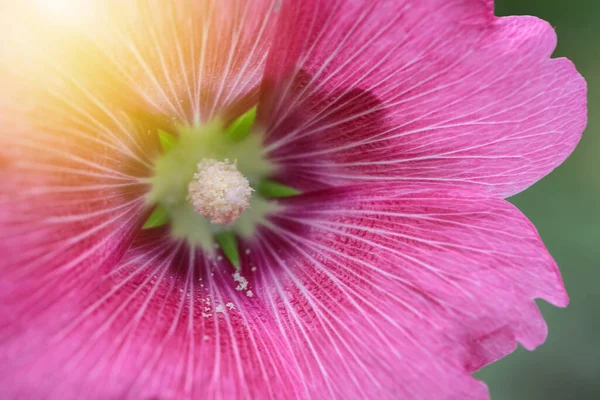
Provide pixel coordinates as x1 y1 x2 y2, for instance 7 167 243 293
2 1 282 254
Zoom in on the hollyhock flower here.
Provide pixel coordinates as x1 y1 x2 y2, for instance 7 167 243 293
0 0 587 399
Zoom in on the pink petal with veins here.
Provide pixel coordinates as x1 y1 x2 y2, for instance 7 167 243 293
1 183 567 399
0 1 583 399
262 0 587 197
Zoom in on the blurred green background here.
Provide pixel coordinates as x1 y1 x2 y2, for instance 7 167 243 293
476 1 600 398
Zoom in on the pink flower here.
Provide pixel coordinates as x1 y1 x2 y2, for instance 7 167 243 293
0 1 587 399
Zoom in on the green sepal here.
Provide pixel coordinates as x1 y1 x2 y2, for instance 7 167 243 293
142 205 170 229
215 231 240 269
158 129 178 153
258 179 300 198
225 106 257 142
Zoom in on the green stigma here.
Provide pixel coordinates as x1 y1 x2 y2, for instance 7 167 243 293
143 107 298 267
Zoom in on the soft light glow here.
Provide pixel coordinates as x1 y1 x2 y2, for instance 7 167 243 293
33 0 94 23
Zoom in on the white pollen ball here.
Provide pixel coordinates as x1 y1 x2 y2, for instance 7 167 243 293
187 158 253 225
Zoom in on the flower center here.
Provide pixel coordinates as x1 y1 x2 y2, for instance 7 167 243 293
146 116 275 251
187 158 253 225
144 108 300 264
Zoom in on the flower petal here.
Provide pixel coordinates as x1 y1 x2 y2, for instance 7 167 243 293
0 2 153 306
0 2 282 398
0 229 303 399
1 183 567 399
1 2 575 398
261 0 587 197
255 182 567 398
0 0 282 322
